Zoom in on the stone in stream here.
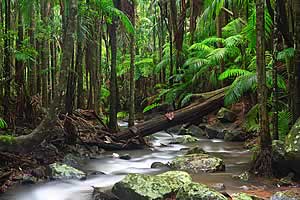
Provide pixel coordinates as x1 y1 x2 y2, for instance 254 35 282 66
112 171 192 200
270 190 300 200
210 183 226 191
173 135 199 144
231 192 263 200
232 171 250 182
285 117 300 160
150 162 167 169
168 153 225 173
93 187 120 200
47 162 86 180
185 146 207 155
119 154 131 160
178 125 206 137
176 182 227 200
205 124 225 139
62 153 84 169
224 129 248 142
217 107 237 123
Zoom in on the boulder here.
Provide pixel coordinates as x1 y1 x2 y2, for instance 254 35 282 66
150 162 167 169
93 187 120 200
270 190 300 200
231 192 263 200
210 183 226 191
217 107 237 123
232 171 250 182
62 153 84 169
119 154 131 160
48 163 86 180
185 146 207 155
205 125 225 139
176 182 227 200
187 125 206 137
224 130 248 141
21 174 38 184
285 118 300 159
173 135 199 144
169 153 225 173
112 171 192 200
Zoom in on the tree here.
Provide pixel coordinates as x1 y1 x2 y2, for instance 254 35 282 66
251 0 272 176
294 0 300 120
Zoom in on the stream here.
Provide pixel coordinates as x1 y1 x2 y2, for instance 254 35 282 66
1 122 270 200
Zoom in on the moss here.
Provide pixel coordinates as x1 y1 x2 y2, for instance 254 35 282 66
0 135 16 144
285 117 300 159
117 111 128 119
231 193 263 200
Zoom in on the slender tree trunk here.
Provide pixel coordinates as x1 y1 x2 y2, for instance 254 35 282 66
28 3 36 96
294 0 300 120
272 0 280 140
108 0 120 131
76 38 84 109
251 0 272 176
129 0 136 127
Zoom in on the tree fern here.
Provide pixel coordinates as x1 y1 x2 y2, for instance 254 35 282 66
219 68 252 80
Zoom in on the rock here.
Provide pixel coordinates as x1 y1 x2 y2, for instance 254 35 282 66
31 166 46 178
62 153 84 169
176 182 227 200
232 171 250 182
112 171 192 200
277 173 295 187
285 117 300 159
231 192 263 200
93 187 120 200
270 190 300 200
150 162 167 168
21 174 37 184
187 125 206 137
185 146 207 155
272 140 286 162
48 163 86 180
210 183 226 191
173 135 199 144
217 107 237 123
169 153 225 173
205 125 225 139
119 154 131 160
224 130 247 141
87 170 106 176
166 125 183 134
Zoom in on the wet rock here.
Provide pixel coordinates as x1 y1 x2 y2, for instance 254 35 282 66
169 153 225 173
119 154 131 160
185 146 207 155
112 171 192 200
48 163 86 180
285 117 300 159
150 162 167 168
93 187 120 200
62 153 84 169
87 170 106 176
173 135 199 144
31 166 46 178
21 174 37 184
185 125 206 137
231 192 263 200
270 190 300 200
166 125 183 134
224 130 247 141
205 125 225 139
217 107 237 123
210 183 226 191
176 182 227 200
232 171 250 182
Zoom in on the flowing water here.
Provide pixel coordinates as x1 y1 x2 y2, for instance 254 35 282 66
1 123 266 200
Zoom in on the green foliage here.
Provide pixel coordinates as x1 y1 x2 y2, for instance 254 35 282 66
277 48 295 61
278 110 292 141
117 111 128 119
244 104 260 132
0 135 16 144
143 103 161 113
0 118 7 129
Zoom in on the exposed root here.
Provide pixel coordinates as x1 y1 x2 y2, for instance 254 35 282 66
250 148 273 177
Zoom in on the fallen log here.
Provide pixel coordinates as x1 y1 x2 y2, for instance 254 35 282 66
116 87 227 140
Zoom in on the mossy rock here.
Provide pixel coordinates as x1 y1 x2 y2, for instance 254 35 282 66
285 117 300 159
176 182 227 200
186 146 207 155
174 135 199 144
48 163 86 180
217 107 237 123
231 192 263 200
112 171 192 200
270 190 300 200
169 153 225 173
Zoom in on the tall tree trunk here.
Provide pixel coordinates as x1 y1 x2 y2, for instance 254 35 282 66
63 0 78 114
129 0 135 127
28 3 36 96
3 0 11 123
76 38 84 109
272 0 280 140
294 0 300 120
251 0 272 176
108 0 120 131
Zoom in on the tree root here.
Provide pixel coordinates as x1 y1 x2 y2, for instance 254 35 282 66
250 147 273 177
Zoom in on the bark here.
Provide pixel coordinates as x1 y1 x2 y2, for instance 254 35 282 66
116 87 227 140
76 38 84 109
294 0 300 120
189 0 201 44
28 3 36 96
108 0 120 131
251 0 272 176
